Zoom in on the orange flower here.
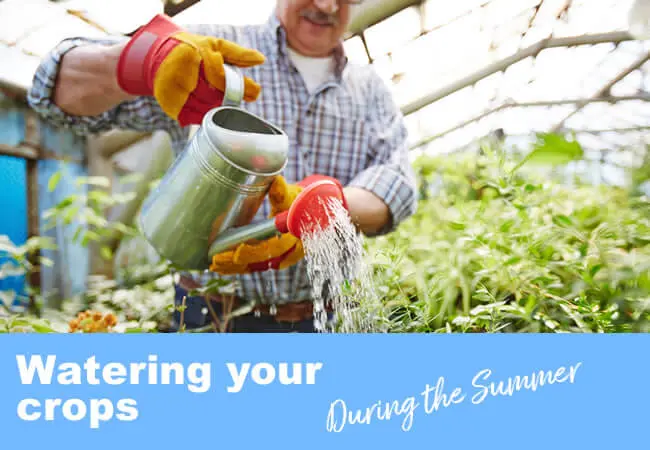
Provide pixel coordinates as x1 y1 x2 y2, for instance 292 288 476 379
69 309 119 333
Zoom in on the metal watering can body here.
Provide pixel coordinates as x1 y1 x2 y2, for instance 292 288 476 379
138 66 289 270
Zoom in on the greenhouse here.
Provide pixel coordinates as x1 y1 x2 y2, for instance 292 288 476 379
0 0 649 333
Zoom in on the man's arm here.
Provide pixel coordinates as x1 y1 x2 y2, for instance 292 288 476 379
27 19 250 150
343 187 392 236
52 41 133 117
27 36 185 142
345 72 418 236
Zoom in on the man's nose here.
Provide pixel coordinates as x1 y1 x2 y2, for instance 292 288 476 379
313 0 339 14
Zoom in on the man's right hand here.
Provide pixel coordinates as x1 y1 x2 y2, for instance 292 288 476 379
116 14 265 126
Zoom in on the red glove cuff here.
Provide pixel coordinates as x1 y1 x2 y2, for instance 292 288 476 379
116 14 183 96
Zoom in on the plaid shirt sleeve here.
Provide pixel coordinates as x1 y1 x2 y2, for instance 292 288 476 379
26 36 189 153
347 72 418 235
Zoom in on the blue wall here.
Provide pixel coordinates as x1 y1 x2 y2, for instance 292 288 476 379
0 101 89 308
0 155 28 307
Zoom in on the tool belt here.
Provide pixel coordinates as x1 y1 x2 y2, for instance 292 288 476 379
178 275 333 323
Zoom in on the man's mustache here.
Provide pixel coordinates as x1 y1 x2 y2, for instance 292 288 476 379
301 9 339 26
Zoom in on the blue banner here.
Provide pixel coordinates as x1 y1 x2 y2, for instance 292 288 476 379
0 334 645 449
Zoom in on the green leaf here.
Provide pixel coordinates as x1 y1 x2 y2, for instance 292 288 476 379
505 256 522 265
56 195 76 210
590 264 603 278
0 290 16 308
0 236 17 254
72 227 83 243
83 210 108 228
100 246 113 260
125 328 147 333
113 192 137 204
76 176 110 188
553 215 574 228
80 230 101 247
63 205 81 225
512 133 584 174
30 323 57 333
48 172 62 192
112 223 135 236
88 190 111 204
0 260 25 276
26 237 57 252
39 257 54 267
500 219 515 233
527 134 584 165
119 173 145 185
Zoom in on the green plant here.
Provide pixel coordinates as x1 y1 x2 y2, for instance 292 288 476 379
44 170 139 261
359 135 650 333
0 235 56 314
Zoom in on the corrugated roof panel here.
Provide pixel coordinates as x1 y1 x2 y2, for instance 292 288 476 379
498 105 576 134
18 14 106 57
554 0 637 36
61 0 163 35
363 6 422 60
0 0 65 45
342 36 369 65
174 0 274 26
0 44 42 94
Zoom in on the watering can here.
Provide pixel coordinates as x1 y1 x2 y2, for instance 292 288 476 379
138 66 347 271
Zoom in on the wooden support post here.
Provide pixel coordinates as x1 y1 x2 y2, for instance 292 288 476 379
0 143 38 159
24 112 41 314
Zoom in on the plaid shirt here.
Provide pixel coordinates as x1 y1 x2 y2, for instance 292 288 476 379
27 14 417 305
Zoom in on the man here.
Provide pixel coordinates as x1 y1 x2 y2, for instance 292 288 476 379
28 0 417 333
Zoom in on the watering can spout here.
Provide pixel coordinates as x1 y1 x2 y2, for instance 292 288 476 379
207 176 347 258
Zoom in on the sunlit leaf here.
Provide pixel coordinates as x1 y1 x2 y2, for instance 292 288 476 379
0 290 16 308
100 246 113 260
48 171 62 192
76 176 110 188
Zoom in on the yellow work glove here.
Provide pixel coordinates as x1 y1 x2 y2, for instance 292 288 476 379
116 14 265 126
209 176 305 275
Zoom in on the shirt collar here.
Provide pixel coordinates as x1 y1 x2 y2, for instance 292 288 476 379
264 13 349 81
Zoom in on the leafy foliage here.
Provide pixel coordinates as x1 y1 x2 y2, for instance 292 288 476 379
42 169 139 260
361 140 650 333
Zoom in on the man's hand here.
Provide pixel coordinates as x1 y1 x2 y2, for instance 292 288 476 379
53 42 136 117
208 175 388 274
117 14 265 126
209 176 305 275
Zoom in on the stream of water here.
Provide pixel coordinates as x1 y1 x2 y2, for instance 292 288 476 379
300 198 384 333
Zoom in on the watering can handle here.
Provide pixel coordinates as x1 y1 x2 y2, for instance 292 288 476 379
222 65 245 107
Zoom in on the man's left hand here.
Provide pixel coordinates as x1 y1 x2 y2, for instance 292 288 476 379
209 176 305 275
